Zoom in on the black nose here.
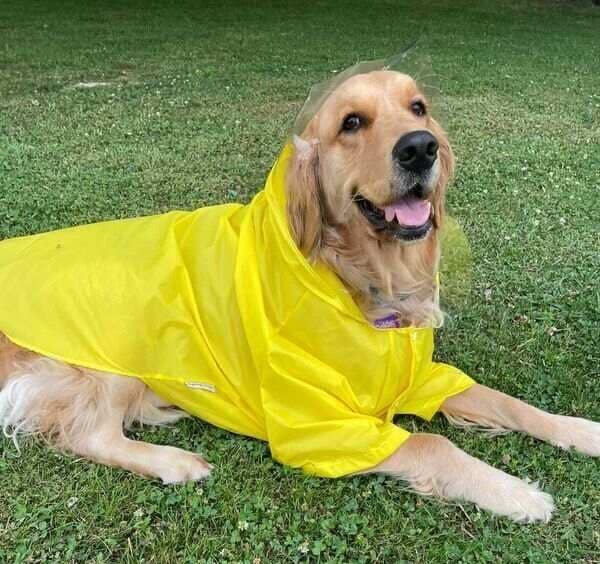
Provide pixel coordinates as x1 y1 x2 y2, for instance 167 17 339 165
392 130 439 173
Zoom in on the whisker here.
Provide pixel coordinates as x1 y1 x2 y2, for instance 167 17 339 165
341 193 363 217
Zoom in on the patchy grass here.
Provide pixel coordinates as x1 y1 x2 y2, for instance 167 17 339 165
1 0 599 562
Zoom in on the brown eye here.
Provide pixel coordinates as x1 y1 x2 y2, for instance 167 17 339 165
341 113 363 133
411 101 427 117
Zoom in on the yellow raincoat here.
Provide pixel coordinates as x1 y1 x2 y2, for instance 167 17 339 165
0 144 474 477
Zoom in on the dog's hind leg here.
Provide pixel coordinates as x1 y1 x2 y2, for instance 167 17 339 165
442 384 600 457
0 353 212 483
71 372 213 484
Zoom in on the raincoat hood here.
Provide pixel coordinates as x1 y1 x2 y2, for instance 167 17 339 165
0 144 474 477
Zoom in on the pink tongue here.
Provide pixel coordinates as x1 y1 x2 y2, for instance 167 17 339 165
383 197 431 227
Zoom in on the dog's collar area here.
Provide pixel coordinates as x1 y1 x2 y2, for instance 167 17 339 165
354 190 433 242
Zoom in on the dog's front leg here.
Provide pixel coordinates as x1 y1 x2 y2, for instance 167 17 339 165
372 433 554 522
442 384 600 457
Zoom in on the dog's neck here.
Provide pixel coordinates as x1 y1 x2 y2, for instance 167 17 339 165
316 219 442 328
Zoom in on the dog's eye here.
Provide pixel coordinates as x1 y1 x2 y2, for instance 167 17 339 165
411 101 427 117
341 114 363 133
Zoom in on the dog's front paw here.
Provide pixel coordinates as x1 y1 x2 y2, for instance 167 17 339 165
158 449 213 484
476 474 555 523
552 415 600 457
503 479 555 524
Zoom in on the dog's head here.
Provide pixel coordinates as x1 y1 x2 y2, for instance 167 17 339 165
287 70 454 255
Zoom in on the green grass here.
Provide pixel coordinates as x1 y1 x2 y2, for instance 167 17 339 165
1 0 599 561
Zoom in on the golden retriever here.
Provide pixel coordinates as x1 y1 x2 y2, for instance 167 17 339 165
1 70 598 522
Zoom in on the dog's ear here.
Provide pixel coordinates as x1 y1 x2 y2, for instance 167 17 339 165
286 134 323 257
430 119 455 229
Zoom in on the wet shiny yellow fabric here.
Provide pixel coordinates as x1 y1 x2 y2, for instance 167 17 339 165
0 144 474 477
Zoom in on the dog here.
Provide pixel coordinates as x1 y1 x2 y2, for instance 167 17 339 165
1 70 598 523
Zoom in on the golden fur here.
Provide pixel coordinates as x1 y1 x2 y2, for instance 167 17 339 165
1 71 599 522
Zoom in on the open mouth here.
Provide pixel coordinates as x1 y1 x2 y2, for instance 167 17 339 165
355 185 433 242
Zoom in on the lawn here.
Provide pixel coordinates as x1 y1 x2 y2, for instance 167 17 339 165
1 0 599 561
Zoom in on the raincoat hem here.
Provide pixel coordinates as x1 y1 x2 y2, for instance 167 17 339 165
1 330 145 382
287 425 411 478
399 378 475 422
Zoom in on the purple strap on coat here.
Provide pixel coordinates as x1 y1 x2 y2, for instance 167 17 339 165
373 313 401 329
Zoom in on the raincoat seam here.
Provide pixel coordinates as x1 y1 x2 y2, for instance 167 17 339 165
271 289 311 336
